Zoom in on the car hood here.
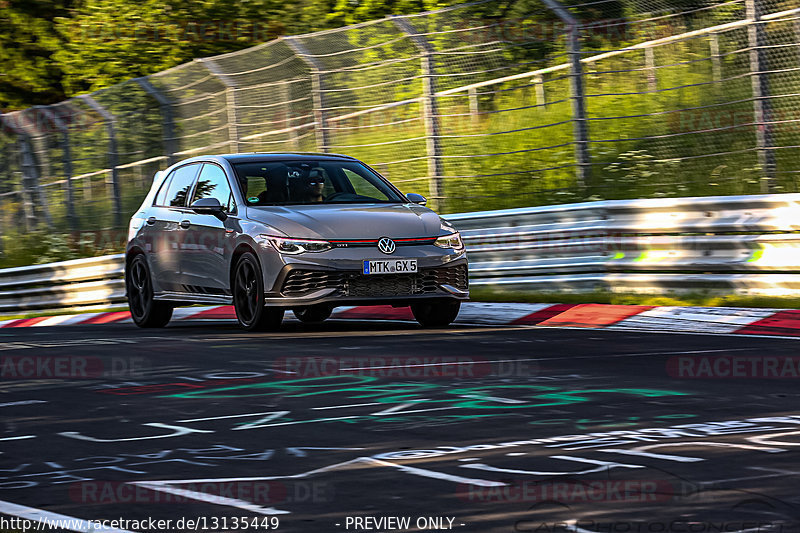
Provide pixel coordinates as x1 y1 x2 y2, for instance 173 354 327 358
244 203 444 239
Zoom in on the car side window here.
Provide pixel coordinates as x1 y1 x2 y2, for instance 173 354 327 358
153 172 173 206
161 164 200 207
191 164 235 213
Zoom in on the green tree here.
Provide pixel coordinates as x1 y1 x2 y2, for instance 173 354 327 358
0 0 72 109
52 0 290 96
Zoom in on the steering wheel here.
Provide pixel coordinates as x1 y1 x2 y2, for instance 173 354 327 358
324 192 349 202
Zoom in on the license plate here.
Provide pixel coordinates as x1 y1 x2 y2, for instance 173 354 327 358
363 259 418 275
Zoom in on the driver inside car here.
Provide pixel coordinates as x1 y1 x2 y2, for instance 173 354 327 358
288 165 326 203
306 169 325 202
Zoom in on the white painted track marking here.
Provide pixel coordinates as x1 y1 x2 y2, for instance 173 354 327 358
31 314 99 327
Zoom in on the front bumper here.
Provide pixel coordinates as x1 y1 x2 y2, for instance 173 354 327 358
263 259 469 307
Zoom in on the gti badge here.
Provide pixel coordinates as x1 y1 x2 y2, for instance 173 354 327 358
378 237 396 255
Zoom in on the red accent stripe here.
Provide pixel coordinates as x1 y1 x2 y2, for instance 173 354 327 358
329 237 436 244
510 304 577 325
336 305 414 321
188 305 237 319
538 304 654 328
1 316 51 328
82 311 132 324
735 310 800 337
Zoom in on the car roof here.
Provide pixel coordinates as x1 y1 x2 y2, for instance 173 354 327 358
219 152 358 163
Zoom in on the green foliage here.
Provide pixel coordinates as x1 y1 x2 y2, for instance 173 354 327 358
0 230 123 268
2 0 490 110
0 0 72 108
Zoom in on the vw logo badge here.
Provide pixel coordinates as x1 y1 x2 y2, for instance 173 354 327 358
378 237 396 255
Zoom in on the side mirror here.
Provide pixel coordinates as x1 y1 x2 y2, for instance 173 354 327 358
406 193 427 206
190 198 227 221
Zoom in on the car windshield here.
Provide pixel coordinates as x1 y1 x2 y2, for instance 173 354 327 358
232 160 405 206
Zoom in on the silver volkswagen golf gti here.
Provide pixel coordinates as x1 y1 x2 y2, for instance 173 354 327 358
126 153 468 330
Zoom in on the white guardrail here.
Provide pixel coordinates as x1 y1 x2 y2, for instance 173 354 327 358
4 192 800 312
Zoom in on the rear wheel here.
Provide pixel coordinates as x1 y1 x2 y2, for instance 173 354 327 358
126 255 173 328
411 299 461 328
233 252 284 331
293 304 333 324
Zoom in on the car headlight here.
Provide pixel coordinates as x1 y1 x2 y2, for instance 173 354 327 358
434 232 464 251
264 235 333 255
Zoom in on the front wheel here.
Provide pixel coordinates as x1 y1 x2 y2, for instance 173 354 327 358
411 300 461 328
233 252 284 331
293 304 333 324
126 255 173 328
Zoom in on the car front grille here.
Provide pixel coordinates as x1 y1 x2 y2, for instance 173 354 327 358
280 264 467 298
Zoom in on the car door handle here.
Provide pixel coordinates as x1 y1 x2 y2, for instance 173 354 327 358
180 219 191 229
146 216 156 225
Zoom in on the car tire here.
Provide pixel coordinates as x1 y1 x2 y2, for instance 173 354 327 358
233 252 284 331
411 299 461 328
126 254 173 328
293 304 333 324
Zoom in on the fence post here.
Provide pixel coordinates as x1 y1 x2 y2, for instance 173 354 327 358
36 106 78 232
77 95 123 228
16 136 40 231
0 138 12 241
542 0 591 191
281 80 299 150
197 58 240 153
468 87 479 125
644 48 657 91
392 16 445 212
746 0 776 193
135 77 179 166
23 109 55 221
709 33 722 82
0 115 33 231
796 18 800 71
3 113 52 230
533 75 546 108
284 37 329 153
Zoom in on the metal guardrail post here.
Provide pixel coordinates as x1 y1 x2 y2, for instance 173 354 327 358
542 0 591 191
392 16 445 212
77 95 123 228
135 77 179 166
35 106 78 232
284 37 330 153
746 0 776 193
197 59 240 154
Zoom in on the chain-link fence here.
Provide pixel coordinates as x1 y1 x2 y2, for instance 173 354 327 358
1 0 799 265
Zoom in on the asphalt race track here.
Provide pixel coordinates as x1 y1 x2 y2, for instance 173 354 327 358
1 318 799 532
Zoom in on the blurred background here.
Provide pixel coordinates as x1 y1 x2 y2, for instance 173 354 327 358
1 0 799 268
